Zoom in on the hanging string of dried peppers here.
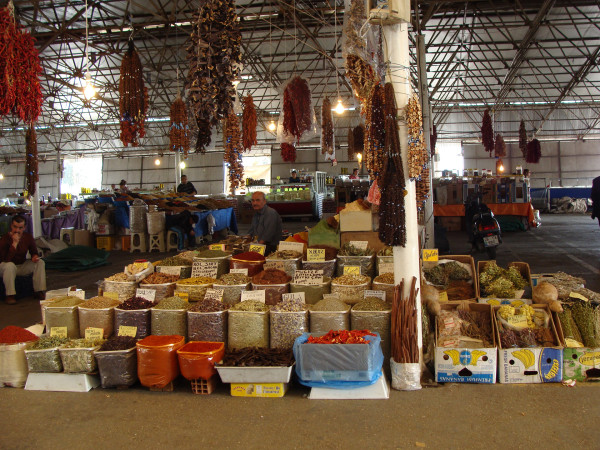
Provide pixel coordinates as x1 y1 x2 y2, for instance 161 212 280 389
169 97 190 156
321 98 334 155
187 0 241 153
223 112 244 195
526 138 542 164
25 124 38 197
481 109 494 156
281 142 296 163
242 95 257 152
119 40 148 147
364 84 385 181
282 76 312 143
519 120 528 159
378 83 406 247
0 4 43 123
494 133 506 158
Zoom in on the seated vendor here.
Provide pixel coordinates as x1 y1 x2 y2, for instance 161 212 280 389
247 191 282 255
0 215 46 304
166 210 200 250
177 175 197 195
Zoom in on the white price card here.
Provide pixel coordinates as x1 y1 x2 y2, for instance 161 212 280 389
157 266 182 276
293 270 324 285
67 290 86 300
204 288 224 302
349 241 369 251
241 290 266 303
378 263 394 275
136 288 156 302
264 261 286 272
191 261 219 278
278 241 304 254
282 292 305 303
364 290 386 301
230 268 248 275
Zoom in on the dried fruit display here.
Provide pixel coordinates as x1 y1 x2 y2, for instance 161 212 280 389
519 120 528 159
25 124 38 197
321 98 334 155
283 76 312 143
223 112 244 195
494 133 506 157
526 138 542 164
242 95 257 152
169 97 190 156
187 0 241 153
481 109 494 155
345 54 379 107
343 0 367 56
0 5 43 123
119 41 148 147
406 95 427 180
416 165 430 212
281 142 296 163
364 83 385 181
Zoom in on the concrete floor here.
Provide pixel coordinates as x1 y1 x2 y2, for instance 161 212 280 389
0 214 599 449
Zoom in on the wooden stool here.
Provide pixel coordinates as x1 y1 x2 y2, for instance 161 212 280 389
149 233 166 252
60 227 75 245
130 232 148 253
166 230 180 251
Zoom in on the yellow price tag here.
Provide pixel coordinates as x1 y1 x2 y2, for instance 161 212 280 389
118 326 137 337
439 291 448 303
175 292 189 302
569 292 589 302
249 244 266 255
507 314 529 329
50 327 68 338
209 244 226 251
422 249 439 262
306 248 326 262
85 327 104 340
105 292 119 301
343 266 361 276
133 262 149 270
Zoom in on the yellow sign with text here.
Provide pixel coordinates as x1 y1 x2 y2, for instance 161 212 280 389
85 328 104 340
438 291 449 303
175 292 189 302
118 326 138 337
306 248 326 262
422 249 439 262
249 244 266 255
50 327 68 338
343 266 361 276
209 244 226 251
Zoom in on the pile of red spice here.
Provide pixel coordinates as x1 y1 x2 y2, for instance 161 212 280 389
0 326 39 344
307 330 376 344
137 335 184 347
233 251 265 262
252 269 291 285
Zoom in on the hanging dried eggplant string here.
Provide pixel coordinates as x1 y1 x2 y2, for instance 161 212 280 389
223 112 244 195
119 40 148 147
391 278 419 364
169 97 190 156
519 120 528 159
282 76 312 143
25 124 38 197
345 55 379 109
281 142 296 163
406 95 427 180
242 95 257 152
321 98 334 155
187 0 241 153
481 109 495 156
494 133 506 157
364 83 385 181
378 83 406 247
526 138 542 164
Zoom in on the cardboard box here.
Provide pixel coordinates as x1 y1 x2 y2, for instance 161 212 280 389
434 303 497 384
230 383 288 397
479 183 496 205
477 298 532 307
435 186 448 206
74 230 94 247
43 207 59 218
446 183 463 205
462 183 479 202
495 304 563 384
439 216 463 232
422 255 478 302
97 224 115 235
339 210 373 232
340 231 386 252
477 261 533 300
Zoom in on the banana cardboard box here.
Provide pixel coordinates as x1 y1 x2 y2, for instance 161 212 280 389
435 303 497 384
477 298 532 307
495 304 563 384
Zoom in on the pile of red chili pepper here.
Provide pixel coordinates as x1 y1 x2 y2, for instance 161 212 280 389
233 251 265 262
252 269 291 285
307 330 376 344
0 326 39 344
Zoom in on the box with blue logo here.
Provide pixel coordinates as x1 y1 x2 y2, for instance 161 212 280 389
434 303 497 384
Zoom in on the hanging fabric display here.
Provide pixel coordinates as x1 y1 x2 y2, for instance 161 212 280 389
223 112 244 195
282 76 313 143
519 120 528 159
187 0 241 153
481 109 495 155
364 84 385 182
0 4 43 123
281 142 296 163
242 95 257 152
378 83 406 247
119 40 149 147
406 95 427 180
25 124 38 197
321 98 334 156
494 133 506 158
169 97 190 156
526 138 542 164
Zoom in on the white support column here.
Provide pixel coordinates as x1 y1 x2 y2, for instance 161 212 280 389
174 151 181 188
384 22 423 357
31 182 42 238
56 150 62 199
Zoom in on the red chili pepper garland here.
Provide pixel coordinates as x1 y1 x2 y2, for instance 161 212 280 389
119 40 148 147
494 133 506 157
307 329 376 344
481 109 495 156
242 95 257 152
283 76 312 143
321 98 334 155
169 97 190 156
25 124 38 197
519 120 528 159
526 138 542 164
281 142 296 163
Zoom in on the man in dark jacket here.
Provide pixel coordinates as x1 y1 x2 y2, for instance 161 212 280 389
166 210 199 249
247 191 282 254
177 175 197 195
591 176 600 227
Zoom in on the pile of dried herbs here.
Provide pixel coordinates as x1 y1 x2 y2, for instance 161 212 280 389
479 261 527 298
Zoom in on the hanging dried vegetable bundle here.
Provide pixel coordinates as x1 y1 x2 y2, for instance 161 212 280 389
345 55 379 108
406 95 427 180
223 112 244 195
416 166 430 212
353 124 365 156
187 0 241 153
343 0 367 55
0 5 43 123
519 120 528 159
25 124 38 197
481 109 494 155
281 142 296 163
526 138 542 164
242 95 257 152
169 97 190 156
494 133 506 158
119 41 148 147
364 84 385 181
378 83 406 247
430 124 437 157
282 76 312 143
321 98 334 155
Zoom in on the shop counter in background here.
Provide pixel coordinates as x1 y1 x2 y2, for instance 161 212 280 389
268 201 313 218
434 203 535 230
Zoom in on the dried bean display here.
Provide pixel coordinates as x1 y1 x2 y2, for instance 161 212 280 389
114 300 152 340
25 336 69 373
59 339 104 373
151 297 191 337
270 298 309 350
228 301 270 350
310 297 351 335
331 274 372 305
188 299 228 343
222 347 294 367
290 277 331 305
175 277 217 301
95 337 138 388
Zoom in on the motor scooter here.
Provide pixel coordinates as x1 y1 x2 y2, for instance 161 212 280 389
465 194 502 258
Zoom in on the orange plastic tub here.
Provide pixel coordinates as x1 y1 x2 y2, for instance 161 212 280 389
177 341 225 381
